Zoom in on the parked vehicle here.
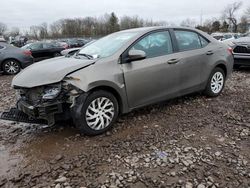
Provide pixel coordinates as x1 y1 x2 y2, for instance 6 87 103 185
211 32 242 42
230 37 250 68
0 36 6 42
0 42 33 75
11 27 233 135
22 42 65 62
60 40 97 56
61 47 80 56
53 41 69 49
58 38 87 48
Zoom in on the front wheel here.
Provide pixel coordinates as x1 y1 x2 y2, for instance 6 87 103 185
204 67 225 97
73 90 119 136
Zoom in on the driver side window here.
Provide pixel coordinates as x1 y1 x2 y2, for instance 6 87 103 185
132 31 173 59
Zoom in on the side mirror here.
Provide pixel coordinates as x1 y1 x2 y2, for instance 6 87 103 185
127 49 146 62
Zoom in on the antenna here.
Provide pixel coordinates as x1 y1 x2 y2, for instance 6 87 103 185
200 10 203 26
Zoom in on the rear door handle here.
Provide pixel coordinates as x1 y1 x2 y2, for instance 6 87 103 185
206 51 214 55
167 59 180 64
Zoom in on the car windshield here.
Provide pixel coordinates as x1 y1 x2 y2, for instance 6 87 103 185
21 43 32 49
78 32 138 59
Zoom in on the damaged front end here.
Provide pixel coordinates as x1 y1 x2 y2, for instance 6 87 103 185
14 81 82 125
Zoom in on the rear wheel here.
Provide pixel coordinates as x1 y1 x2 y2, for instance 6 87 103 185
73 90 119 136
2 60 21 75
204 67 225 97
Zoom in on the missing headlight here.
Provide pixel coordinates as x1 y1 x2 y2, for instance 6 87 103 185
42 83 61 100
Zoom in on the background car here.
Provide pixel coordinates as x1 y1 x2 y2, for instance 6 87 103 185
22 42 65 62
0 36 6 42
60 47 80 56
230 37 250 68
0 42 33 75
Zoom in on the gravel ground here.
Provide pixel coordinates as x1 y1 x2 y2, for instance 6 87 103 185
0 69 249 188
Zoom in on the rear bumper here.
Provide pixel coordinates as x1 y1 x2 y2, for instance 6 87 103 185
17 100 64 125
20 56 34 68
234 59 250 66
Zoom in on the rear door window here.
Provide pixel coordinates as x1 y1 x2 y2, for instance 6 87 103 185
30 43 43 50
174 30 202 51
43 43 54 49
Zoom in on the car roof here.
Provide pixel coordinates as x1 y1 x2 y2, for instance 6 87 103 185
117 26 217 43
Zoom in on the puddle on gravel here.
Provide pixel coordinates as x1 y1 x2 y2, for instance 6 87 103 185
19 126 81 160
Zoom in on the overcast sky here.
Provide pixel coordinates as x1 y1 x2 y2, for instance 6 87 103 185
1 0 249 31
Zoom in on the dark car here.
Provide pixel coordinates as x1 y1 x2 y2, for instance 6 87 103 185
22 42 65 62
59 38 87 48
231 37 250 68
0 42 33 75
60 47 81 56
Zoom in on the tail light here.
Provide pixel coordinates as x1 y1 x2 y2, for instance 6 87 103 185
227 47 233 55
23 50 32 56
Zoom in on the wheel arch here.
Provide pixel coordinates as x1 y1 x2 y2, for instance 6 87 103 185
2 58 22 68
88 85 125 115
215 63 227 78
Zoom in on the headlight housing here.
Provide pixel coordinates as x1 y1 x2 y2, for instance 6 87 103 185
42 83 61 100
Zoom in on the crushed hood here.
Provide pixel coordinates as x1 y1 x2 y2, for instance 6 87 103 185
12 56 95 88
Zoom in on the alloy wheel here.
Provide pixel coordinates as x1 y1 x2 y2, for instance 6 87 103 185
85 97 115 130
4 61 20 74
210 72 224 94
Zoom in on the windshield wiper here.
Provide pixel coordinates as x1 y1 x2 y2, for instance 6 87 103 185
77 53 94 60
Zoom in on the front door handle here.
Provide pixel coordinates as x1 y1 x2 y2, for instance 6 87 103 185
206 51 214 55
167 59 180 64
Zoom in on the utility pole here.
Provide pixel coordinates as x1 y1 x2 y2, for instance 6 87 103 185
200 10 203 26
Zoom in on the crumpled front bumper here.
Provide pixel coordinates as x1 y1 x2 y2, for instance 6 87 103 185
17 99 64 125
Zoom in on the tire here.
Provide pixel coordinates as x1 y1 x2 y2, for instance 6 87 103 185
53 52 61 57
204 67 225 97
73 90 119 136
2 59 21 75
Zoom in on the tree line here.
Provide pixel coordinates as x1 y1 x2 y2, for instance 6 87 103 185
0 2 249 40
0 13 167 40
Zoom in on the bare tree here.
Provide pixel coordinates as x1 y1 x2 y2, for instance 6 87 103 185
0 22 7 35
180 18 197 28
30 25 40 39
246 6 250 16
222 2 242 32
39 22 48 39
238 16 249 33
50 20 62 38
9 27 20 37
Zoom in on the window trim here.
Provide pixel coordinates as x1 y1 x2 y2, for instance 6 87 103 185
172 29 210 52
121 29 175 63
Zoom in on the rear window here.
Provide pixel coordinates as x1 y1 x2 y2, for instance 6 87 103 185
174 30 209 51
174 30 201 51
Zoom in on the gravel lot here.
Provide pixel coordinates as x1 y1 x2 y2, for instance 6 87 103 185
0 69 249 188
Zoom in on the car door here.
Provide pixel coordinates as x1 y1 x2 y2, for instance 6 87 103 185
29 43 44 61
172 29 208 93
43 43 54 58
121 30 182 108
0 45 4 63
